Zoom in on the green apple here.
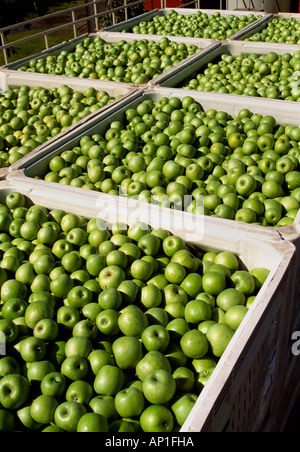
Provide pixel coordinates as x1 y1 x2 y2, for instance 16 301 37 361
130 258 153 281
67 286 92 310
138 233 161 257
0 356 21 377
165 302 185 319
117 279 139 304
109 419 137 432
286 172 300 190
33 253 56 276
207 264 231 279
224 305 249 330
33 318 58 341
214 251 239 273
145 307 169 327
114 387 145 418
202 271 226 296
191 356 217 374
98 288 122 310
147 273 169 290
171 393 197 426
231 271 255 295
20 221 40 241
164 283 188 305
265 207 281 225
30 394 58 424
250 267 270 290
142 369 176 404
118 242 141 263
72 319 97 341
140 284 162 309
262 180 282 199
1 279 27 302
61 356 88 381
99 265 125 290
26 360 55 384
206 323 234 357
118 304 148 337
80 243 97 260
57 305 80 331
0 374 30 409
24 300 54 329
171 249 198 272
48 208 65 224
6 192 26 209
136 350 171 381
140 405 174 433
66 380 93 405
40 371 66 397
141 324 170 352
37 226 58 246
88 349 114 376
0 408 15 432
67 227 87 247
50 273 74 299
52 239 73 259
127 221 151 242
166 318 190 341
1 298 28 320
61 213 81 232
216 288 245 312
28 290 56 309
280 196 299 213
172 366 195 393
110 233 131 248
77 412 109 432
15 262 35 286
89 395 118 422
180 273 202 298
65 336 93 359
106 250 127 269
112 336 143 369
61 251 82 273
17 405 42 431
184 299 212 324
93 364 124 396
86 254 106 277
96 309 120 336
1 254 20 273
162 235 186 257
0 318 18 344
195 368 215 392
234 208 257 223
54 401 87 432
19 336 46 362
180 329 208 359
164 261 186 284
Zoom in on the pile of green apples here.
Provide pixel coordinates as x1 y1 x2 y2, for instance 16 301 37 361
0 84 116 168
0 191 269 432
182 50 300 101
17 36 200 85
246 16 300 44
127 9 261 39
43 95 300 228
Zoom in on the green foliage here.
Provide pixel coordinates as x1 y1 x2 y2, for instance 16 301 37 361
99 0 146 28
